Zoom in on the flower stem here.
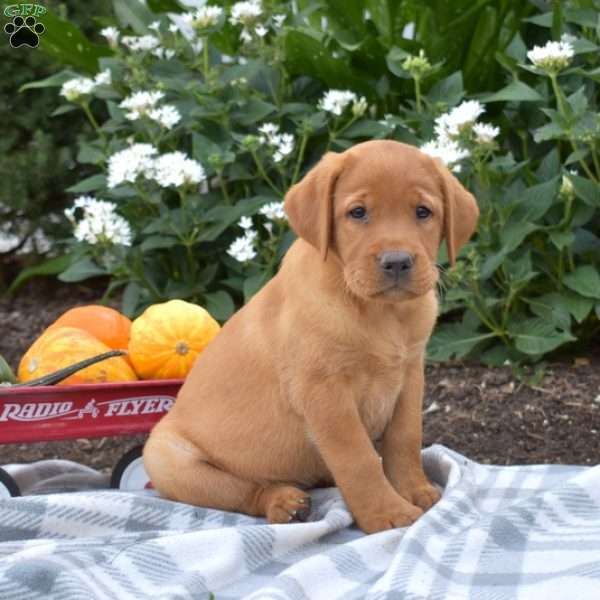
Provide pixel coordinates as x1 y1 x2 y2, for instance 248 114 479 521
81 101 100 130
203 38 210 80
291 132 309 186
591 142 600 180
250 150 282 195
549 73 568 116
414 76 422 113
550 74 599 183
218 172 231 205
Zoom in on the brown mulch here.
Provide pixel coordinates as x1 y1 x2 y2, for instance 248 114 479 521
0 278 599 475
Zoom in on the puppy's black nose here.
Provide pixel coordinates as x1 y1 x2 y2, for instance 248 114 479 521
379 251 414 279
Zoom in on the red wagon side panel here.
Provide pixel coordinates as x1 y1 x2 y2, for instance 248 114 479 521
0 380 183 444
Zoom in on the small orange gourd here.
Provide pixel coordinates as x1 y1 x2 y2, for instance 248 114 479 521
128 299 221 380
18 327 138 385
46 305 132 351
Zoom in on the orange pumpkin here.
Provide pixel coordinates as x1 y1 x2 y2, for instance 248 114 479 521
46 305 132 351
128 299 221 379
18 326 138 385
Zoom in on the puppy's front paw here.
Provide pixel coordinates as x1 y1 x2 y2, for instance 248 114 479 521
262 485 312 524
403 482 441 512
355 495 423 534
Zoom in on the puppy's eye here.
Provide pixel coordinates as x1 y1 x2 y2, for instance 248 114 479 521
416 205 432 220
348 206 367 220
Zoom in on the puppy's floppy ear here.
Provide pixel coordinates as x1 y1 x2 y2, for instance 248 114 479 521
284 152 344 261
434 161 480 266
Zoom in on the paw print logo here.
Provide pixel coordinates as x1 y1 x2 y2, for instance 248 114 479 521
4 16 45 48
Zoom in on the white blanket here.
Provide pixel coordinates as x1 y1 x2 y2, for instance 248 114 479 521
1 445 599 599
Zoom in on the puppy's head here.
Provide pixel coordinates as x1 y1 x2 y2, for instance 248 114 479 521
284 140 479 302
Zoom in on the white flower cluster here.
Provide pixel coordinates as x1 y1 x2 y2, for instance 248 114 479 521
107 144 205 189
107 143 157 188
258 123 294 163
259 201 286 221
59 70 112 102
119 91 181 129
238 216 253 229
100 26 119 48
227 229 257 262
434 100 484 140
181 5 223 33
229 0 271 44
65 196 133 246
170 1 283 46
419 140 469 171
230 0 262 27
319 90 368 117
152 152 206 188
228 201 287 263
420 100 499 171
101 26 175 58
121 34 160 52
527 39 574 72
152 47 176 60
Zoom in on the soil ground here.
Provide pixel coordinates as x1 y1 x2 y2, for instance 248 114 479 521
0 279 599 475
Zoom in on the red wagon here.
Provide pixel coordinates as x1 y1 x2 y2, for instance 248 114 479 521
0 379 183 497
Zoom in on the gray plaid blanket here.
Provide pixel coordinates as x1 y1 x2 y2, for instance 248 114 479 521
1 444 599 599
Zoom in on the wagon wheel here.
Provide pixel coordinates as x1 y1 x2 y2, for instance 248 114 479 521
110 445 153 491
0 467 20 498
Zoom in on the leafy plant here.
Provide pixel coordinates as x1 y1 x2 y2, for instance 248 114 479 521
16 0 600 365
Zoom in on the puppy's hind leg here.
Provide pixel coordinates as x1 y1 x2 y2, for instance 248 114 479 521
143 431 311 523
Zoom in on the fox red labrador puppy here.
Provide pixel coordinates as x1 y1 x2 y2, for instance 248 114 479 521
144 140 479 533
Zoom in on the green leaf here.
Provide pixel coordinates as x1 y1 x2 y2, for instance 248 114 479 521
232 99 277 126
112 0 155 34
482 80 544 103
534 122 566 143
561 292 594 324
7 252 81 294
427 320 496 362
571 175 600 207
19 69 79 92
58 258 107 282
192 133 226 169
51 104 79 117
512 177 560 222
526 294 571 331
77 143 104 165
66 174 107 193
426 71 464 107
341 120 389 139
243 272 269 302
524 12 553 27
510 318 575 356
385 46 410 78
121 282 142 318
204 290 235 321
38 11 112 74
480 250 508 280
140 235 179 252
500 221 537 252
549 230 574 250
480 344 513 367
565 148 589 166
563 265 600 299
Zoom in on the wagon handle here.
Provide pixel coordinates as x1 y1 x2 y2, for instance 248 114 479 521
5 350 128 388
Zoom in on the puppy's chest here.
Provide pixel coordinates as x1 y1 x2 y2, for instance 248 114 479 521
346 344 408 440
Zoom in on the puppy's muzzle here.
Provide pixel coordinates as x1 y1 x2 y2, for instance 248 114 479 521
378 251 415 281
